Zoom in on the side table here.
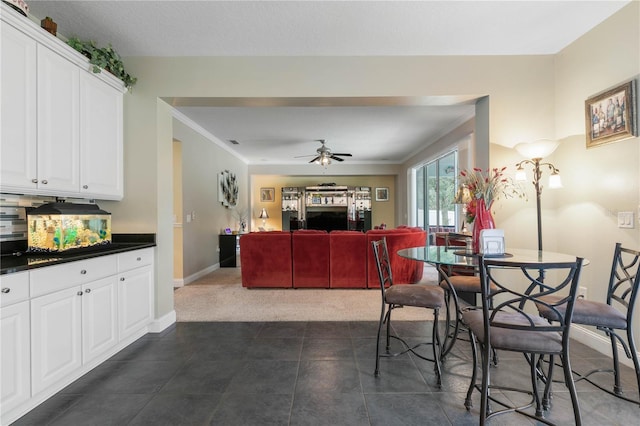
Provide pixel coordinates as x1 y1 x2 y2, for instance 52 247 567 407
219 234 238 267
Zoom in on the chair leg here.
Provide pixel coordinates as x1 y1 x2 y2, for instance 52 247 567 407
542 354 554 411
465 329 478 410
561 352 583 426
609 329 623 395
374 302 389 377
479 341 491 426
529 354 543 418
627 326 640 401
432 308 443 387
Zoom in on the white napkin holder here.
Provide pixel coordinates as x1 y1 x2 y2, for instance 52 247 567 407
479 229 505 256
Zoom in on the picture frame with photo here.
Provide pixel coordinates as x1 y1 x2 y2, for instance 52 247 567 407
375 187 389 202
260 187 275 202
585 79 637 148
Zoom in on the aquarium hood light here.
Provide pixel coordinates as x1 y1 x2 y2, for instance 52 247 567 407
28 202 111 216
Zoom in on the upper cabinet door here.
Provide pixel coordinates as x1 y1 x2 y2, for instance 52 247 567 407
80 72 124 200
37 45 80 194
0 24 37 190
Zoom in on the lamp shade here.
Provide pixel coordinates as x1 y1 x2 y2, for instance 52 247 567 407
259 208 269 219
514 139 559 159
454 185 472 204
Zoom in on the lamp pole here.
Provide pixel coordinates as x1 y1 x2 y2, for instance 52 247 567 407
515 158 560 253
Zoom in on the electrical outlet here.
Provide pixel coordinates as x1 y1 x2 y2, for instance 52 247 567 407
578 286 587 300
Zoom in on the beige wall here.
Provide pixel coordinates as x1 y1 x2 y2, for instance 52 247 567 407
250 175 396 230
172 140 183 281
113 3 637 322
173 117 249 281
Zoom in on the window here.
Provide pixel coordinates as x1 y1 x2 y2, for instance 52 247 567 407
415 151 458 237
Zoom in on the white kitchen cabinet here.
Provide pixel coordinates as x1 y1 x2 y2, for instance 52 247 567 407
0 23 37 190
30 286 82 395
36 45 81 194
1 272 32 418
79 72 124 199
81 276 118 364
118 248 154 340
0 5 124 200
1 301 31 417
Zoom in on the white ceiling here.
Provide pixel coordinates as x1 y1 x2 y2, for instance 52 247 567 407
25 1 630 165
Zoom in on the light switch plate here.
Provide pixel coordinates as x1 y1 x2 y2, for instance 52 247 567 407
618 211 634 228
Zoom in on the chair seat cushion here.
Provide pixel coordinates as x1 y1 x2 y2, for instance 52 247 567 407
385 284 445 309
538 296 627 329
439 275 498 293
462 310 563 354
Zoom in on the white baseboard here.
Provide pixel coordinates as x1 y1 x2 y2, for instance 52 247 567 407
173 264 219 288
149 310 176 333
572 324 637 369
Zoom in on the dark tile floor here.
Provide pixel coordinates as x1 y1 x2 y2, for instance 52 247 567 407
12 321 639 425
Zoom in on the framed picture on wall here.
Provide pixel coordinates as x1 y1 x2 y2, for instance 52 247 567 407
585 79 637 148
260 187 275 202
375 187 389 201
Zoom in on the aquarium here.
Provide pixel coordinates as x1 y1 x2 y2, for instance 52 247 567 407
27 203 111 253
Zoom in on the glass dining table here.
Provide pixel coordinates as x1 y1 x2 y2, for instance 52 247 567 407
397 245 588 357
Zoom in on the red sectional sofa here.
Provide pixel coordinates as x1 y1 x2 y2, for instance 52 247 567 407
292 230 331 288
239 231 293 288
240 227 427 288
329 230 368 288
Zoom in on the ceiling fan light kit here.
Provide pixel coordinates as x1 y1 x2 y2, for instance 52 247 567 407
305 139 352 166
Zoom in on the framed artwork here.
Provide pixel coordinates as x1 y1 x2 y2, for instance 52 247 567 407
260 187 275 202
375 187 389 201
218 170 238 207
585 79 637 148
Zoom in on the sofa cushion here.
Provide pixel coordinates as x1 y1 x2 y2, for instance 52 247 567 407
329 231 367 288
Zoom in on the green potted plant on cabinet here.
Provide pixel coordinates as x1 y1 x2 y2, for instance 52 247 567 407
66 37 137 90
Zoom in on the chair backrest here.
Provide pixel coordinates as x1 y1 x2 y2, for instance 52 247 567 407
607 243 640 320
371 237 393 291
479 256 584 341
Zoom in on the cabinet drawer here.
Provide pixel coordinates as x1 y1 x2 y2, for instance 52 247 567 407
30 255 117 298
0 272 29 307
118 248 153 272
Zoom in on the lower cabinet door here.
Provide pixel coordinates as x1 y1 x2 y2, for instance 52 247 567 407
118 265 153 340
31 286 82 395
1 301 31 417
82 276 118 364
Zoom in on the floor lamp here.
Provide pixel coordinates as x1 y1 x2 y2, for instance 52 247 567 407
514 139 562 252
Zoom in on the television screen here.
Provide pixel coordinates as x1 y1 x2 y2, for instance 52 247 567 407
306 210 347 231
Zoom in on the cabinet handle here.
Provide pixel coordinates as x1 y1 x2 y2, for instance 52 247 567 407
83 185 88 189
42 180 48 184
80 269 87 274
1 288 10 294
31 179 38 184
120 277 125 281
77 291 83 296
85 288 91 293
137 257 142 261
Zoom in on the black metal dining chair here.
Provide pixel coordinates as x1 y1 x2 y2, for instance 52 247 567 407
371 238 446 386
462 256 584 425
538 242 640 404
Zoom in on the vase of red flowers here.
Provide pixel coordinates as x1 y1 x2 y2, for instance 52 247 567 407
459 167 522 253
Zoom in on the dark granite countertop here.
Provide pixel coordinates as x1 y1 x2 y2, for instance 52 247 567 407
0 234 156 275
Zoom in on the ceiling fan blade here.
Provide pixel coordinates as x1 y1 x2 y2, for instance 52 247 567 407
331 153 352 157
330 155 345 162
308 156 320 164
294 154 317 158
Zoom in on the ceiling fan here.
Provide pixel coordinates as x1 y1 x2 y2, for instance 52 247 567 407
299 139 352 166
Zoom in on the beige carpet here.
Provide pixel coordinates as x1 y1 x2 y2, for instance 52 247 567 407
174 265 440 322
